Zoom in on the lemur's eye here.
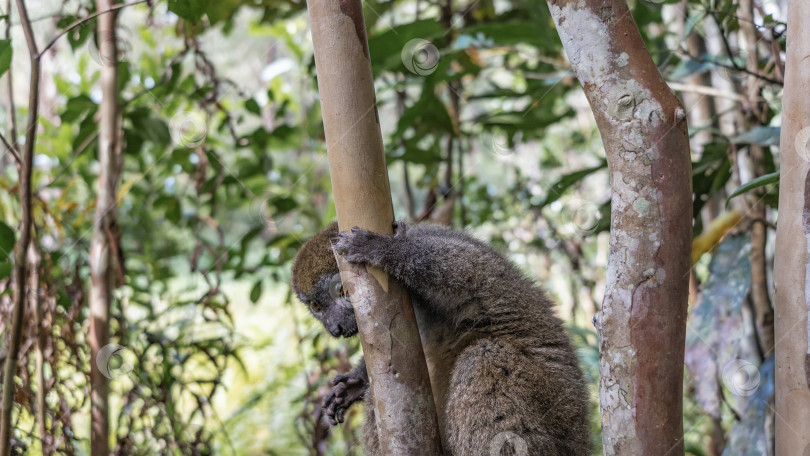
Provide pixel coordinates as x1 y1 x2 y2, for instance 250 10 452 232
309 301 321 312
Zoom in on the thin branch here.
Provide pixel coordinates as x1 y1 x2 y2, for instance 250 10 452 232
37 0 148 57
397 89 416 221
0 0 40 452
677 47 783 86
666 81 746 102
4 0 17 166
0 131 21 164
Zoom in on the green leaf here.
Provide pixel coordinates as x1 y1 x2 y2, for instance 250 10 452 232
0 221 15 258
368 19 445 72
0 262 11 281
128 109 171 146
154 195 182 224
168 0 211 23
463 21 553 49
731 126 781 147
249 280 262 303
394 136 443 165
245 99 261 115
270 196 297 216
0 39 11 77
539 161 608 207
56 15 93 49
62 95 97 124
396 93 455 137
726 171 779 205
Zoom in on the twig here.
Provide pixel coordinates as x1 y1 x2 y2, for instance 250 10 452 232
0 131 20 164
677 47 783 86
666 81 746 102
4 0 17 167
37 0 148 58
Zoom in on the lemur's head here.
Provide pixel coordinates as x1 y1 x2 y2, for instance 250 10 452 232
291 222 357 338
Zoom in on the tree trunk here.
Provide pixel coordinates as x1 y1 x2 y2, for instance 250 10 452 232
545 1 692 454
305 0 442 454
0 1 39 453
29 244 47 453
89 2 120 454
739 0 775 360
773 0 810 454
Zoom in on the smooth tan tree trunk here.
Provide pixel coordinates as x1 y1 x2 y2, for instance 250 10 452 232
89 2 120 454
545 1 692 454
773 1 810 454
305 0 442 453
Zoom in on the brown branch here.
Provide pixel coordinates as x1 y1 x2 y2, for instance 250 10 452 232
739 0 775 360
666 81 746 102
0 0 40 453
458 136 466 227
37 0 147 58
677 47 783 86
4 0 17 169
396 88 416 221
0 131 20 164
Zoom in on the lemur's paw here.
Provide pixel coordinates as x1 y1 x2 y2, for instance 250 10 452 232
322 372 368 425
332 227 390 265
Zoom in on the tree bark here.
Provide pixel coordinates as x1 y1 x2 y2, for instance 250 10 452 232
305 0 442 453
773 0 810 454
0 1 39 453
739 0 775 360
545 1 692 454
29 244 47 453
89 2 120 454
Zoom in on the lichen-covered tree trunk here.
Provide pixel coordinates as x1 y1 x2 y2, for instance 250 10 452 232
305 0 442 453
88 2 121 454
545 1 692 454
773 1 810 454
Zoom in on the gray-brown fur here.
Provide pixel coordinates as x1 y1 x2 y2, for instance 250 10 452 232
292 221 591 455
